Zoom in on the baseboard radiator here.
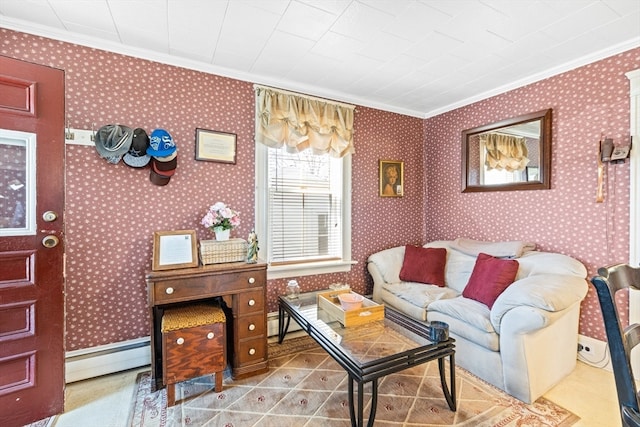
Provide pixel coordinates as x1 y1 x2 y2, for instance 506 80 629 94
65 312 301 383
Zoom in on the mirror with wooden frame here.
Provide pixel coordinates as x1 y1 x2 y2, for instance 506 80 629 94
461 109 552 192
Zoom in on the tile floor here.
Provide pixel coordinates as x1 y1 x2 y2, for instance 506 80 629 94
44 358 621 427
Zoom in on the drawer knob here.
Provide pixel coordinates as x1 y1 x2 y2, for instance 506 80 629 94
249 348 256 355
248 299 256 306
207 332 215 339
165 287 174 295
248 323 256 331
248 277 255 284
176 337 184 345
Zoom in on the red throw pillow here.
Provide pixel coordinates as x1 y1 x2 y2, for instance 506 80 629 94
463 253 519 308
399 246 447 287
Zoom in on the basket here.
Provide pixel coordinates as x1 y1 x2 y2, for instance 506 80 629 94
199 238 247 265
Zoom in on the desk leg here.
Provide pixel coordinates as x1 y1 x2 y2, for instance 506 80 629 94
348 376 378 427
278 304 291 344
438 353 456 411
150 306 164 392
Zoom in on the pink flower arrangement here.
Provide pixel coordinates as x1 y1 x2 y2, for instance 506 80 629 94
201 202 240 231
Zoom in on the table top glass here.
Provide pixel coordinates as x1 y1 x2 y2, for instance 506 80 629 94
279 290 450 371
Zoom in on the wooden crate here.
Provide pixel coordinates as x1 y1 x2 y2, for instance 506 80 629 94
317 289 384 327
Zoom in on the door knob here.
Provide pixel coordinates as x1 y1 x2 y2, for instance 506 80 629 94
42 235 59 248
42 211 58 222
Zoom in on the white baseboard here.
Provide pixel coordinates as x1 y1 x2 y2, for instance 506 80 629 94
65 337 151 383
266 310 301 337
65 311 297 383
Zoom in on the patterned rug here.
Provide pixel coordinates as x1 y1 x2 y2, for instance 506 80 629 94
128 336 579 427
24 417 55 427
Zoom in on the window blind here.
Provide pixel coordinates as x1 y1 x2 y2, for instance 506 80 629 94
268 147 342 264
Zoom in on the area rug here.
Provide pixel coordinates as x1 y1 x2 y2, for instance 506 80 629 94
129 336 579 427
24 417 55 427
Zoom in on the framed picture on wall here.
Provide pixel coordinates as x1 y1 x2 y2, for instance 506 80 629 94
379 160 404 197
195 128 237 164
152 229 198 271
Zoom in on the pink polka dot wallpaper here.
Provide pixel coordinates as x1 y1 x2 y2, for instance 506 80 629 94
0 29 426 350
424 48 640 340
0 28 637 349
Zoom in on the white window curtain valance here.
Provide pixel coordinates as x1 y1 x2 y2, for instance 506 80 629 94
481 132 530 171
254 85 355 158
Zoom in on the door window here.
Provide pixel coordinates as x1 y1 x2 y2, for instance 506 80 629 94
0 128 36 236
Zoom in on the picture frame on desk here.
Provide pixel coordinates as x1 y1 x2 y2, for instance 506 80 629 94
152 229 198 271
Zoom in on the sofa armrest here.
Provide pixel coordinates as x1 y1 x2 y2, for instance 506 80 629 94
367 261 386 303
490 274 588 333
367 246 406 281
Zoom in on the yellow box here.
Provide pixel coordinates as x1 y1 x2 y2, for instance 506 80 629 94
199 238 247 265
317 289 384 327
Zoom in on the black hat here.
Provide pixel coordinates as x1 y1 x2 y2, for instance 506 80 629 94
123 128 150 168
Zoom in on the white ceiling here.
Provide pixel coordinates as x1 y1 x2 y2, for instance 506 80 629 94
1 0 639 118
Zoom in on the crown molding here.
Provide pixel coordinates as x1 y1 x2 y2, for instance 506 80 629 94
2 18 638 120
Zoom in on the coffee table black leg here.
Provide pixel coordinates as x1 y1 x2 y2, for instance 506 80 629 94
348 376 378 427
438 353 456 411
277 304 291 344
368 379 378 427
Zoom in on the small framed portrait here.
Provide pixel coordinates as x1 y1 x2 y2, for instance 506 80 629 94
195 128 237 164
152 230 198 271
379 160 404 197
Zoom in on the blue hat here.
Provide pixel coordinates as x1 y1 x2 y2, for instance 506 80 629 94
147 129 176 157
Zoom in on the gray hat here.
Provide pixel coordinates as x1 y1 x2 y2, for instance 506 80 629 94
94 124 134 161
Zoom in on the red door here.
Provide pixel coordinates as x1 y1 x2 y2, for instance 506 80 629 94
0 55 65 426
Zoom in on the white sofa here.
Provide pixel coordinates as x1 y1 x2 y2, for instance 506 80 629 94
367 239 588 403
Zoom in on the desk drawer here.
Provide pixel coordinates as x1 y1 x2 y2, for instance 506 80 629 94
236 337 267 365
235 290 264 314
153 270 264 304
237 313 266 338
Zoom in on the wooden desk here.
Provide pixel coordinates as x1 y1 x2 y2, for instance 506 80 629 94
146 261 268 391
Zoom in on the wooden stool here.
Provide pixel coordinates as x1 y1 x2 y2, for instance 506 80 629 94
161 303 226 406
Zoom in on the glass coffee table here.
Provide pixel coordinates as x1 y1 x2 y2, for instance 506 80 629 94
278 291 456 427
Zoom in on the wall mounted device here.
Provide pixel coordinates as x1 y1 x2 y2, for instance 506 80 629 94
600 136 633 164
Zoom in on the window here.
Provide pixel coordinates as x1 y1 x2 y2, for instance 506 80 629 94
255 144 352 279
253 85 355 279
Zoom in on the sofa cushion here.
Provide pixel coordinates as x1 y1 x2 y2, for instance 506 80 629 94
424 241 476 293
383 282 458 308
515 251 587 279
428 297 500 351
450 237 536 258
399 246 447 286
462 253 519 309
380 288 428 321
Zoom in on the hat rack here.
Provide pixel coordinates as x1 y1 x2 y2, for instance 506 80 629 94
65 126 96 146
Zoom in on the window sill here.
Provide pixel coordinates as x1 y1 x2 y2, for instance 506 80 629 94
267 260 357 280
